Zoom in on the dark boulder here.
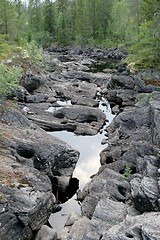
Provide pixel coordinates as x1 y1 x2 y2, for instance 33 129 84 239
22 74 43 93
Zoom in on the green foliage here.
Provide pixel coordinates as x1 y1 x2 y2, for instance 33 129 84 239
0 63 21 99
110 0 138 45
123 164 132 180
126 19 160 70
33 31 53 48
0 35 13 59
25 42 43 62
126 0 160 70
0 35 24 61
138 92 160 104
0 0 159 70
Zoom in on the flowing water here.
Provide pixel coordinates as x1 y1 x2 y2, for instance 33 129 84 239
48 98 115 234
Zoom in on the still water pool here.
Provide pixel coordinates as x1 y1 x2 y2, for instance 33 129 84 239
48 99 114 234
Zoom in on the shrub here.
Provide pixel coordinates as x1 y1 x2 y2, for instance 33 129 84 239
0 63 21 100
25 41 43 63
123 164 132 179
33 31 53 48
125 19 160 71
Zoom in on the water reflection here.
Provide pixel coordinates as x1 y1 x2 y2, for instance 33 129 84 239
50 130 105 189
48 100 114 234
49 195 80 234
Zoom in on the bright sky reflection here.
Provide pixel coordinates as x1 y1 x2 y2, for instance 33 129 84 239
48 99 115 234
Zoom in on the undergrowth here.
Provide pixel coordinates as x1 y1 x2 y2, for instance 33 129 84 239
0 64 22 100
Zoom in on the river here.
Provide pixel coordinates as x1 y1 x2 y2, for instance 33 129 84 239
48 98 115 234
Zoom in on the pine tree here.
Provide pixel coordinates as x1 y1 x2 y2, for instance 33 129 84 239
128 0 160 69
0 0 17 41
43 0 55 36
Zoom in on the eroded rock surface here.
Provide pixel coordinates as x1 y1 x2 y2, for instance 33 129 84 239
1 46 160 240
47 47 160 240
0 102 79 240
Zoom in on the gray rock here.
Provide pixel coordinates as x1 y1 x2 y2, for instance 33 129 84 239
65 212 80 227
102 212 160 240
112 105 120 114
35 225 57 240
28 105 106 135
134 76 160 93
71 96 98 107
80 168 129 219
106 89 136 107
22 74 43 93
26 94 49 103
60 216 90 240
107 75 135 90
131 175 159 213
83 197 127 240
1 47 160 240
0 102 79 239
150 100 160 145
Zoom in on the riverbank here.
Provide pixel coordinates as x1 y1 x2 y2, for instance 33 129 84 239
0 47 160 240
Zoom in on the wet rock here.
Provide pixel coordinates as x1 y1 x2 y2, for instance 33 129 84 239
61 168 129 240
52 177 79 203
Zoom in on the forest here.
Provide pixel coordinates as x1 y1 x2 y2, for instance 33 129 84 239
0 0 159 69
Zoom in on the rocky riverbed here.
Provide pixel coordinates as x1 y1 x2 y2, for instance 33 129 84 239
0 47 160 240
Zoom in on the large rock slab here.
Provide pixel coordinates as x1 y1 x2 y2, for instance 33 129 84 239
27 104 106 135
0 102 79 240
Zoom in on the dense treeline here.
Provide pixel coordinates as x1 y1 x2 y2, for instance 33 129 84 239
0 0 159 68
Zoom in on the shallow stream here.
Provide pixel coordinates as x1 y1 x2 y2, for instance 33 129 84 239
48 98 114 234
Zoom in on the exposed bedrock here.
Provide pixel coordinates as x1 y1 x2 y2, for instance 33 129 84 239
20 79 106 135
50 48 160 240
0 102 79 240
1 46 160 240
60 96 160 239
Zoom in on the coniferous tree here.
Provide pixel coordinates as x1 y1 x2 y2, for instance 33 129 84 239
0 0 17 41
54 0 69 45
128 0 160 68
43 0 55 36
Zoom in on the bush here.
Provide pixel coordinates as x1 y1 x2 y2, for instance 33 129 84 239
33 31 54 48
25 41 43 63
0 35 19 61
125 19 160 71
0 63 21 100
